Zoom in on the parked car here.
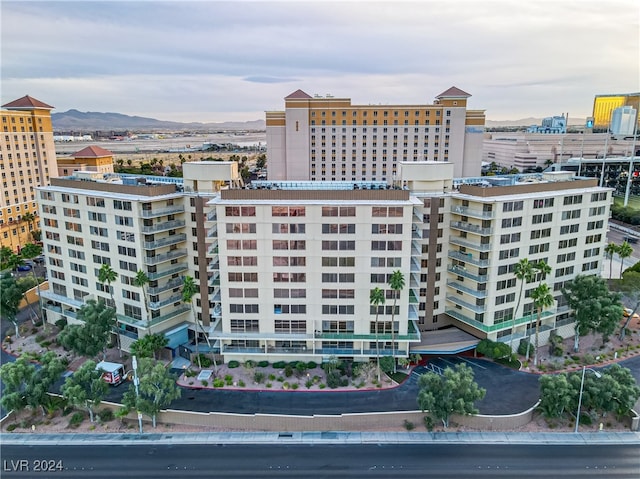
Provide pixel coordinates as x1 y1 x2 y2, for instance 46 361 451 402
623 308 639 320
622 236 638 244
33 255 46 264
16 264 32 271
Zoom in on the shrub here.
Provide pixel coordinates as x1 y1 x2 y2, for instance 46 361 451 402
403 420 415 431
238 380 245 387
244 360 256 369
326 371 342 389
196 354 212 368
201 380 209 387
6 424 17 432
273 361 286 369
305 379 314 389
284 365 293 377
424 416 434 432
68 412 85 428
224 374 234 384
35 334 46 343
55 318 67 330
319 383 326 389
254 371 265 383
213 378 224 388
266 383 272 388
257 360 269 368
295 361 308 377
268 374 276 381
282 382 290 390
98 409 114 423
228 360 240 368
291 383 299 390
518 339 532 356
306 361 317 369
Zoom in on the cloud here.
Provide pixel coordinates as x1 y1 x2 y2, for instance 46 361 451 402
1 0 638 121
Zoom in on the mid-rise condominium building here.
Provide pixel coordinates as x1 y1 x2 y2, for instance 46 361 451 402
1 96 58 251
266 87 486 182
37 161 611 364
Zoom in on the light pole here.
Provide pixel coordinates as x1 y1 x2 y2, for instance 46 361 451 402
132 355 143 434
575 366 602 433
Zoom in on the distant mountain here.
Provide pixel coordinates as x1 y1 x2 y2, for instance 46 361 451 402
485 117 586 127
52 109 265 132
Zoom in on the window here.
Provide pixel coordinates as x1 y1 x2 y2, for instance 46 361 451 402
113 200 132 210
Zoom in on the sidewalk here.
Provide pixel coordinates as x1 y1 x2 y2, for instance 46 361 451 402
2 431 639 445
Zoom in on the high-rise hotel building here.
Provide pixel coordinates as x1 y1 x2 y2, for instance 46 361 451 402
1 96 58 251
266 87 485 182
592 92 640 131
37 161 611 363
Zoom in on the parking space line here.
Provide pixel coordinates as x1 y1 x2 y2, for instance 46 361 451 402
458 356 487 370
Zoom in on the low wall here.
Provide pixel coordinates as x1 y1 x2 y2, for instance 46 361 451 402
98 400 540 432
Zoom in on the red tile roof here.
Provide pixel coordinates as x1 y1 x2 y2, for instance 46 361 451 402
73 145 114 158
2 95 54 109
435 87 471 99
285 89 312 100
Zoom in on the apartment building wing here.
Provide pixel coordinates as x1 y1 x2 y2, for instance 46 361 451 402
1 95 58 251
37 176 194 354
266 87 485 183
445 172 612 349
204 182 423 362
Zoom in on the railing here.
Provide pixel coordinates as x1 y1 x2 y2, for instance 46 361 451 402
143 234 186 250
141 219 186 234
140 205 185 218
449 236 491 251
447 250 490 267
445 295 486 314
207 225 218 238
207 210 217 221
446 280 487 298
147 277 183 295
447 265 488 282
147 263 188 280
445 309 556 333
149 293 183 310
116 304 190 329
451 205 494 218
144 248 188 266
450 221 492 235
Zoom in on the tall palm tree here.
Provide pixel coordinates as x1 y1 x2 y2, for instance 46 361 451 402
531 283 554 367
387 270 405 373
512 258 535 352
20 242 42 325
617 241 633 278
98 263 121 356
604 242 618 279
369 287 385 382
182 275 214 370
133 270 151 333
525 260 552 361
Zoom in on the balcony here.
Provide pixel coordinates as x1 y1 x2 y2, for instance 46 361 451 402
141 219 186 234
448 250 490 267
117 304 190 329
141 205 185 218
207 224 218 238
207 210 217 222
208 275 220 287
147 262 188 280
143 233 186 250
451 205 494 219
446 294 486 314
409 289 419 304
147 277 183 295
450 221 492 236
447 265 488 282
449 236 491 252
446 280 487 299
149 293 183 310
207 243 219 255
207 261 220 272
144 248 188 266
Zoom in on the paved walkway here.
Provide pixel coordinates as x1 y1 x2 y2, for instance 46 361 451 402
2 431 638 445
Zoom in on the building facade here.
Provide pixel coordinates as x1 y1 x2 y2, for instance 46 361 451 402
1 96 58 251
610 106 638 137
37 162 611 364
266 87 485 182
592 92 640 131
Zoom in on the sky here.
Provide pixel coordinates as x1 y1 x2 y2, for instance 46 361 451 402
1 0 638 123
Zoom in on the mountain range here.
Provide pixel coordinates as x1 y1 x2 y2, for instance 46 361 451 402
51 110 585 132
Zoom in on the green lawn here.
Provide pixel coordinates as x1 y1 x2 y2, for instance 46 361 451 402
613 194 640 210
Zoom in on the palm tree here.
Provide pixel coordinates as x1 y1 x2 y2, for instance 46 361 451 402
98 264 121 357
20 242 42 325
531 283 554 367
512 258 535 352
182 275 214 370
604 242 618 279
387 270 405 373
617 241 633 278
133 270 151 333
524 260 552 361
369 287 385 382
21 212 36 233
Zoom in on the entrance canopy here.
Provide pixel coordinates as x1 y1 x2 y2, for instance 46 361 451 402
410 327 480 355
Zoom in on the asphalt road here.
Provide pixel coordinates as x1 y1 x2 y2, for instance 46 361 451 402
2 443 638 478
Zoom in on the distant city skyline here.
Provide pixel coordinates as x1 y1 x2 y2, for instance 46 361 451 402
2 0 638 123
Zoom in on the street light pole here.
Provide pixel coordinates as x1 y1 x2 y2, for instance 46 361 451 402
132 355 143 434
575 366 602 433
623 118 638 207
